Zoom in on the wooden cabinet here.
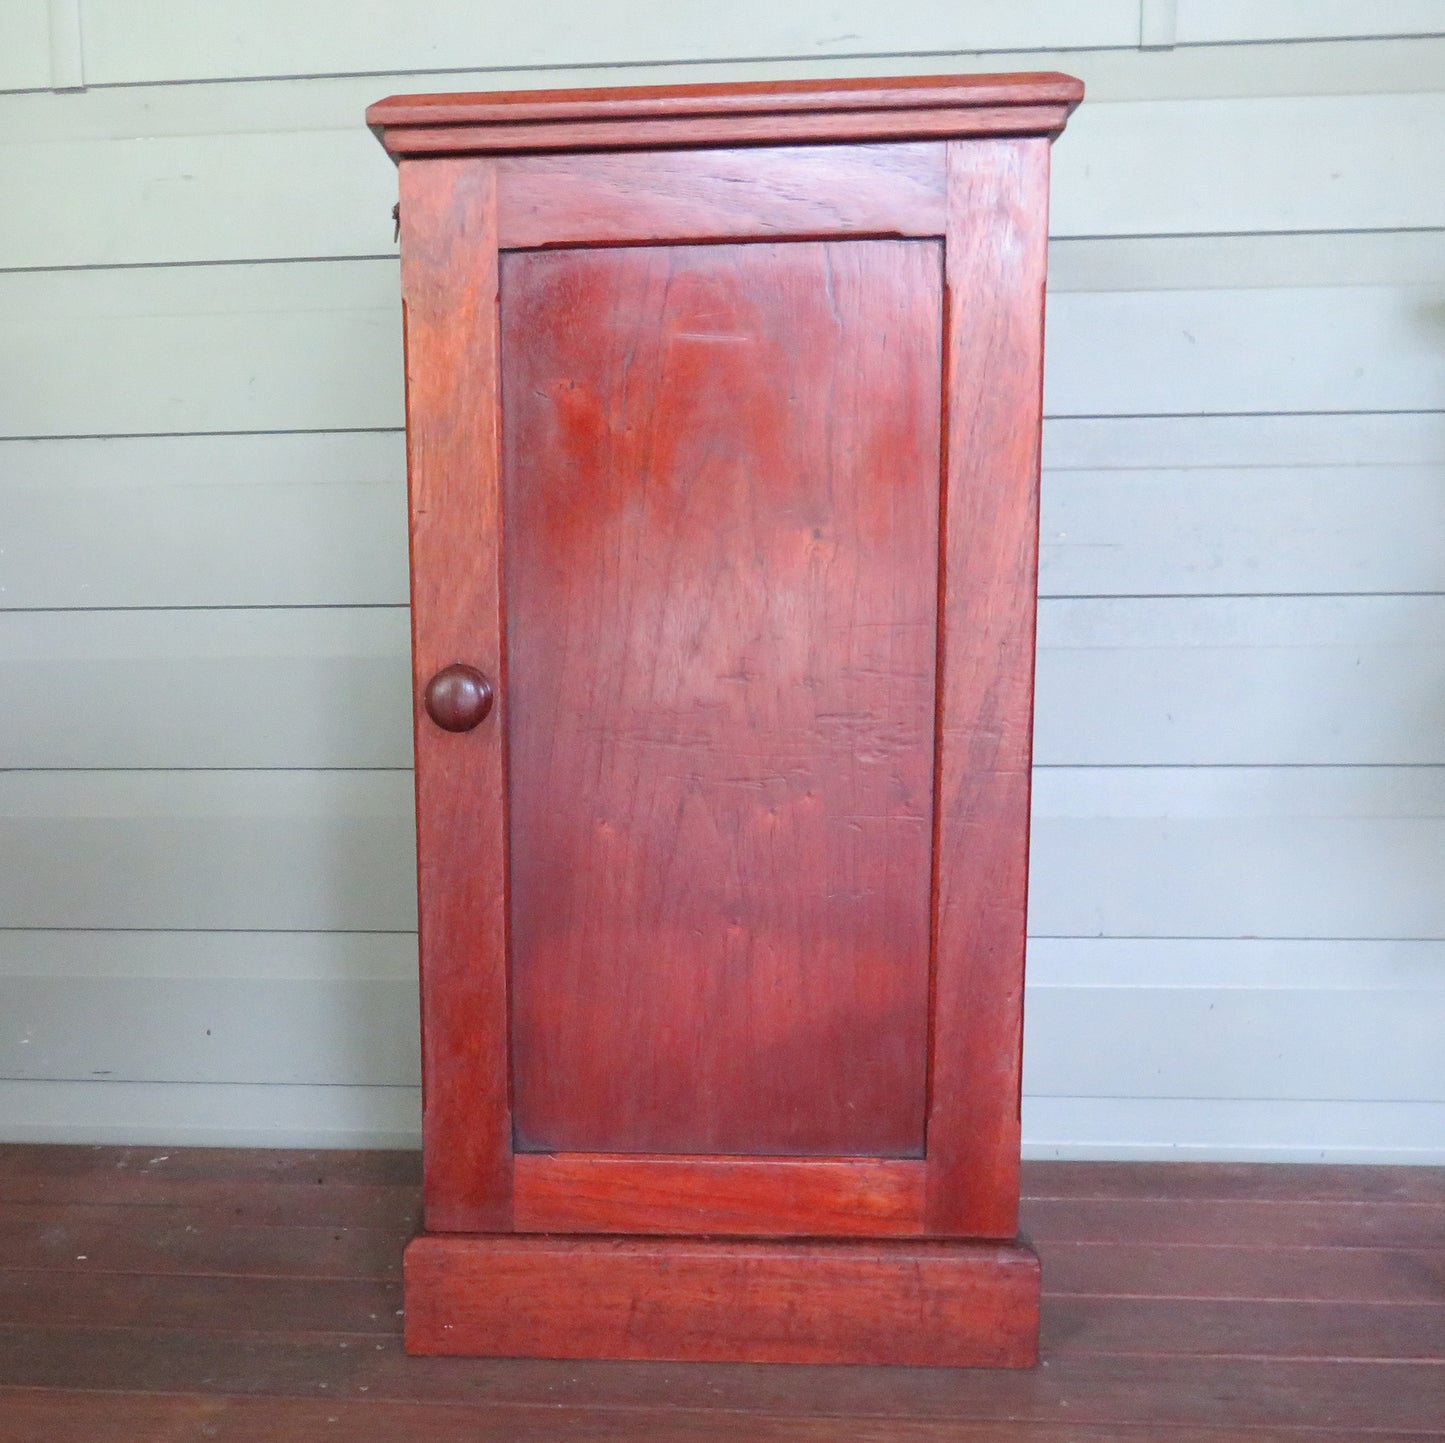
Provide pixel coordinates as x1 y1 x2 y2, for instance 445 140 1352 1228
368 71 1082 1368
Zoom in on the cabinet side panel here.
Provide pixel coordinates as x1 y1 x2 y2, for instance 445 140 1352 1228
502 239 942 1157
926 139 1050 1236
399 157 513 1231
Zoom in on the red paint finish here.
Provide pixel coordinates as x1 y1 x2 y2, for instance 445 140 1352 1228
372 70 1081 1363
421 664 493 732
512 1154 924 1237
502 240 941 1157
396 157 512 1234
495 142 946 249
404 1233 1041 1366
925 138 1054 1238
367 71 1084 156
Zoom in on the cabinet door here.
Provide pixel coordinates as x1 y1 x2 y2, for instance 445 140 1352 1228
400 139 1050 1238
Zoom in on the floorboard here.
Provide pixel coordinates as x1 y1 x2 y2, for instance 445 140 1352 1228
2 1390 1435 1443
0 1148 1438 1439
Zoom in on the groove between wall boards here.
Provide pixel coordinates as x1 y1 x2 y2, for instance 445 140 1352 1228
49 47 1137 95
7 764 1445 773
11 34 1445 97
0 1082 1433 1104
2 939 1443 950
0 928 420 935
8 593 1445 614
0 1076 419 1088
3 411 1442 446
0 429 403 442
1 226 1441 277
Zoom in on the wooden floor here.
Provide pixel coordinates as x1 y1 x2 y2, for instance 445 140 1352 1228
0 1148 1440 1440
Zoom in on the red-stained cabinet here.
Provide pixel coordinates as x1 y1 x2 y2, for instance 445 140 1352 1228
368 71 1082 1367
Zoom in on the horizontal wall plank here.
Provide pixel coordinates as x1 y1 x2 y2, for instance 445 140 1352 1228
1041 464 1445 598
0 432 408 609
0 607 413 768
0 0 49 91
0 127 399 269
1053 91 1445 236
1041 284 1445 418
0 928 415 979
1023 988 1445 1104
1030 766 1445 941
2 971 1436 1102
0 1078 421 1148
1022 1097 1445 1165
1176 0 1445 45
0 976 418 1085
1 1083 1437 1160
1049 230 1445 294
4 261 1440 436
74 0 1138 86
6 928 1442 992
3 768 1444 940
6 425 1443 609
0 260 401 438
6 38 1445 148
23 2 1441 93
6 93 1445 268
1026 936 1445 990
1036 595 1445 765
2 940 1441 1100
9 941 1435 1101
7 594 1443 769
1042 412 1445 470
0 771 417 930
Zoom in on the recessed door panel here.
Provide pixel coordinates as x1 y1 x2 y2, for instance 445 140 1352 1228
501 239 943 1156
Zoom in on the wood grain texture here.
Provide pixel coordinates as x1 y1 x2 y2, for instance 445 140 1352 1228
1040 1295 1445 1361
370 73 1083 157
398 156 511 1233
0 1202 405 1279
404 1233 1040 1365
7 1340 1443 1433
924 138 1052 1238
390 86 1071 1351
0 1148 1441 1435
0 1394 1439 1443
1045 1243 1445 1305
1023 1195 1445 1250
0 1269 401 1335
512 1155 924 1236
496 143 945 248
502 239 941 1158
1023 1158 1445 1204
380 107 1075 158
0 1270 1430 1355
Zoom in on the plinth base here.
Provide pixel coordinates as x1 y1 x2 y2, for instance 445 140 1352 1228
404 1232 1040 1367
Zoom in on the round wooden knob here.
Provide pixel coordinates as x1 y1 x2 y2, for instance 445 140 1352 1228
423 664 494 732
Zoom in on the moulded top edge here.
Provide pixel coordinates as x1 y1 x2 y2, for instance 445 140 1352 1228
366 71 1084 157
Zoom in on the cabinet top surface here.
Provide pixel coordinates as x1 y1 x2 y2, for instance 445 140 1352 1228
367 71 1083 159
